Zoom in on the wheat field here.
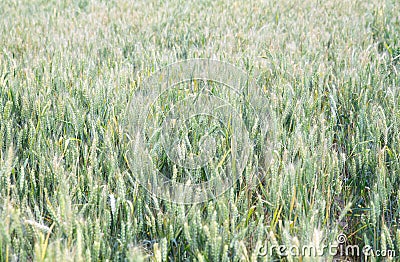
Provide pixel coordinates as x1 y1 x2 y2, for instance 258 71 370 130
0 0 400 261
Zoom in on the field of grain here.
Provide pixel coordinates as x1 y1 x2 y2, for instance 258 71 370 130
0 0 400 261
